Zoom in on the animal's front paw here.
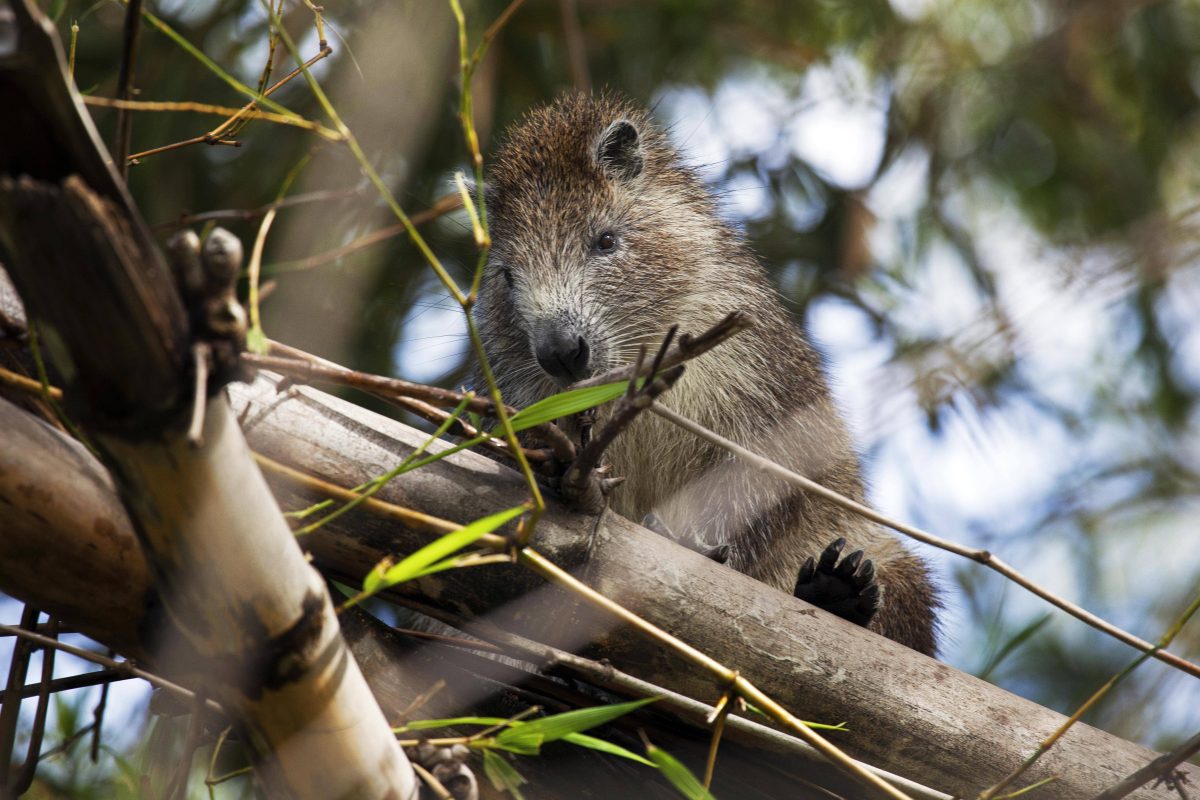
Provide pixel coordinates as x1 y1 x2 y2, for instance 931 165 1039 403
793 537 880 628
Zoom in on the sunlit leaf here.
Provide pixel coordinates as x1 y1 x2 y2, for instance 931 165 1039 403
504 381 630 431
493 697 659 753
562 732 656 767
359 504 527 598
646 743 717 800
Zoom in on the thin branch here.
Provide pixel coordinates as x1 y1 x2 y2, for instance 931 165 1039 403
0 624 223 715
264 192 461 274
0 364 63 400
648 401 1200 680
113 0 144 175
1091 729 1200 800
560 358 684 513
411 762 454 800
11 618 57 797
0 606 39 790
7 668 133 701
252 453 463 538
81 96 344 142
569 311 754 390
152 186 365 231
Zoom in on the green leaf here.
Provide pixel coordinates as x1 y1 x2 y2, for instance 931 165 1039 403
494 697 659 752
505 381 629 432
488 731 544 755
360 504 527 597
562 733 656 767
646 743 717 800
481 749 527 800
979 613 1052 682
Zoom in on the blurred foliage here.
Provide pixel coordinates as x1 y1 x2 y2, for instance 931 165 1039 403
5 0 1200 792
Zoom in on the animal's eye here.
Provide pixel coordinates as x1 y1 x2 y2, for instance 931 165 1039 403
594 231 618 254
498 265 513 285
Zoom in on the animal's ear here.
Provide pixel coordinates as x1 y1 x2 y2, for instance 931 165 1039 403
595 119 643 181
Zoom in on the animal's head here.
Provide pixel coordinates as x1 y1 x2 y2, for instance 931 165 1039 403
477 92 729 401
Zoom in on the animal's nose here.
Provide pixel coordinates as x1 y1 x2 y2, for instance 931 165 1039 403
534 327 591 381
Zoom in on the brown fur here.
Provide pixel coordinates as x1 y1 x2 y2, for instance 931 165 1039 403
477 92 939 654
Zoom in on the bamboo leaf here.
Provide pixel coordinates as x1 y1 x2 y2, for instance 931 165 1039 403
488 732 543 756
562 733 656 767
359 504 527 598
494 697 658 751
646 743 718 800
505 381 629 431
481 749 527 800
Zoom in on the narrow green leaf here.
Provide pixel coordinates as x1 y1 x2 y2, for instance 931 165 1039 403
488 732 544 755
494 697 658 750
481 749 527 800
505 381 629 432
360 504 527 597
562 733 656 767
647 743 718 800
978 613 1051 682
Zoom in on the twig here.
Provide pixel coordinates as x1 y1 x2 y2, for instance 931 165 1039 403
264 192 461 274
90 661 111 762
209 46 332 142
113 0 144 175
10 617 56 796
703 690 732 789
0 624 224 714
569 311 754 390
0 606 39 791
0 364 63 400
152 186 366 231
126 136 239 163
81 96 343 142
252 452 463 538
411 762 454 800
6 668 132 702
648 401 1200 680
559 354 684 513
1091 729 1200 800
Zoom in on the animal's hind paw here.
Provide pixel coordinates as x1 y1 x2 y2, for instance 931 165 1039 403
793 537 880 628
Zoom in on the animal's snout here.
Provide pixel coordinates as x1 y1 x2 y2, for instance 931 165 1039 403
534 326 591 382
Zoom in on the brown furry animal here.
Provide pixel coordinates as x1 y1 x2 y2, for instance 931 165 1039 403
476 92 938 654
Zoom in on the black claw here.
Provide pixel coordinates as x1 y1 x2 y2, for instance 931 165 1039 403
795 557 816 589
703 543 732 564
640 512 674 538
817 537 846 571
836 548 864 578
793 537 881 629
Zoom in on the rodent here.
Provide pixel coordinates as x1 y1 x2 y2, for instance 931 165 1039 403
476 92 939 655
